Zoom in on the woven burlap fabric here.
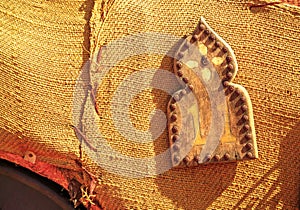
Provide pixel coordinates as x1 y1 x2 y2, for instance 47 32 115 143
0 0 299 209
86 0 300 209
0 0 92 168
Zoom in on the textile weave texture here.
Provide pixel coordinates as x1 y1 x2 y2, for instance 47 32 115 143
0 0 299 209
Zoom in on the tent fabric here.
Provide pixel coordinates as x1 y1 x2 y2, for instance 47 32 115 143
0 0 299 209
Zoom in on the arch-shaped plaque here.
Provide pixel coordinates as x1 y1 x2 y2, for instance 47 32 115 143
168 17 258 167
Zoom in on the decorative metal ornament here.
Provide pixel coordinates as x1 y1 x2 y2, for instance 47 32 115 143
167 17 258 167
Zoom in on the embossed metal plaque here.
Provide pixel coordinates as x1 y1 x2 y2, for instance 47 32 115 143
168 17 258 167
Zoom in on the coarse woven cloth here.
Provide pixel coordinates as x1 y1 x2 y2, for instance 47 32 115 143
0 0 299 209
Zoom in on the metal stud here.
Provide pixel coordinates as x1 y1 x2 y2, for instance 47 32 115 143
245 143 253 150
172 135 179 142
204 29 210 35
222 48 228 53
246 152 253 158
223 81 230 87
181 89 187 96
171 114 178 121
170 104 176 111
173 144 179 151
177 52 184 58
241 105 248 112
199 24 205 31
206 155 212 161
227 72 233 79
192 34 199 41
235 98 244 107
183 156 190 164
174 155 180 163
214 155 221 161
201 56 209 66
245 133 252 140
172 126 179 134
177 70 183 77
224 153 230 160
226 56 233 63
229 85 235 91
227 64 234 71
242 115 249 121
240 97 246 103
235 88 241 95
209 34 216 41
182 77 189 83
176 61 183 69
215 41 221 48
188 84 194 91
243 124 250 131
234 89 241 98
230 88 241 100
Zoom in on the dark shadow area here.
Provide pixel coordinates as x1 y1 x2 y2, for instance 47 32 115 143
0 159 84 210
233 119 300 209
151 40 237 209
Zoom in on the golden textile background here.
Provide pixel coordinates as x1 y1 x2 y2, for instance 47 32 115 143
0 0 299 209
